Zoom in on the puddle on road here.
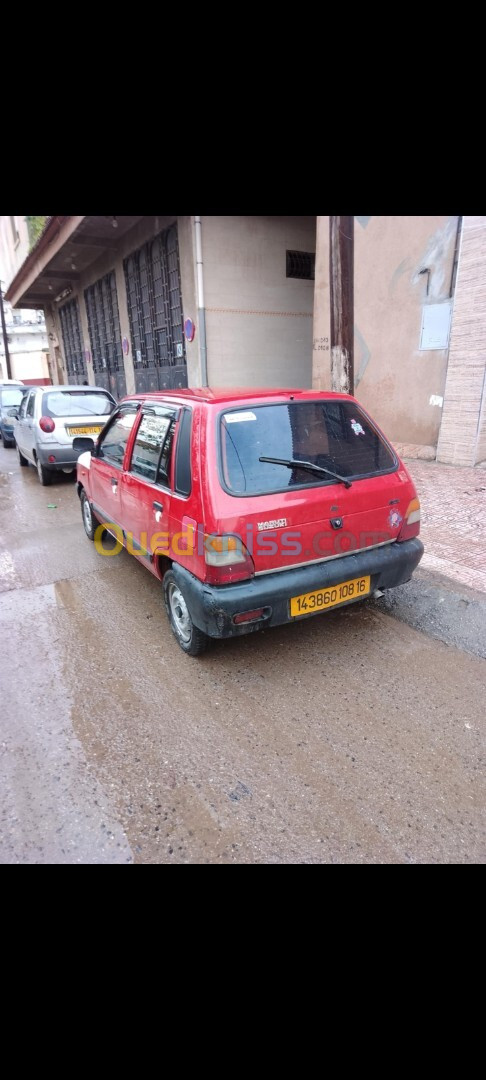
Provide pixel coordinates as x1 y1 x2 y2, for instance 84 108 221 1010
0 578 85 622
54 579 82 612
0 551 19 590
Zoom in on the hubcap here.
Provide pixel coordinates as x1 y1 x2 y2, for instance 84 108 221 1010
168 583 191 643
83 497 93 534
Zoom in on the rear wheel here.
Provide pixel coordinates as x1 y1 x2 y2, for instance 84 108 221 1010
80 490 97 540
17 444 28 467
163 571 209 656
36 456 52 486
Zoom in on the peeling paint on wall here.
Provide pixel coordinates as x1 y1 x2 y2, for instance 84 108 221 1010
429 394 444 407
355 324 371 387
390 257 412 295
411 217 458 300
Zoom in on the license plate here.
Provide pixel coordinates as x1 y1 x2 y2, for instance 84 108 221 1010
290 575 371 617
67 425 103 436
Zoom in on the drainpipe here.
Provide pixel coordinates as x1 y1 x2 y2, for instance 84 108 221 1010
194 216 208 385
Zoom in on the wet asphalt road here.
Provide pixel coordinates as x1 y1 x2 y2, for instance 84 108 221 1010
0 442 484 864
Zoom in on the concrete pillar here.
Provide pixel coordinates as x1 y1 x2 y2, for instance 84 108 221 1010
437 217 486 466
114 260 135 395
77 289 93 386
179 216 202 387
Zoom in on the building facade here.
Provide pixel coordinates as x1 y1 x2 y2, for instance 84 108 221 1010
0 215 49 382
5 216 316 399
313 215 485 466
4 215 485 466
0 303 49 382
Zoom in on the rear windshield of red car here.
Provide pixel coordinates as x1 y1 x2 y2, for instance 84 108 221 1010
220 400 397 495
43 391 114 418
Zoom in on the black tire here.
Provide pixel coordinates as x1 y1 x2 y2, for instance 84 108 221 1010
4 439 15 448
36 456 52 486
80 489 98 541
163 570 209 656
17 444 28 467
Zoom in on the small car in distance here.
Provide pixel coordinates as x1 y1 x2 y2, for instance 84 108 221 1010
13 384 117 484
0 381 26 447
74 387 424 655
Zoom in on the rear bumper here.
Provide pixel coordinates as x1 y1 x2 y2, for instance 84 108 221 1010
37 443 79 469
171 538 424 639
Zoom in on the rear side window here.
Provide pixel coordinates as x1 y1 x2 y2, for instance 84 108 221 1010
43 391 114 418
220 401 396 495
26 392 36 418
174 408 192 495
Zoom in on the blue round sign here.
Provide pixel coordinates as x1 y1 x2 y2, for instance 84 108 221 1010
184 318 195 342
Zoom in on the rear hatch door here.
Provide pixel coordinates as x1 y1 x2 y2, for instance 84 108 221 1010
217 398 413 574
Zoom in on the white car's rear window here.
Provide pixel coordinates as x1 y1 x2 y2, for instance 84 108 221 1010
43 391 114 418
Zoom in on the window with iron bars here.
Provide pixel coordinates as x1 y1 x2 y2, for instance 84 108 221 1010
123 224 186 371
84 271 122 377
286 250 315 280
58 298 86 380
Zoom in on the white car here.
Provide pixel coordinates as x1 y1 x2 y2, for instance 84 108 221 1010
13 384 117 485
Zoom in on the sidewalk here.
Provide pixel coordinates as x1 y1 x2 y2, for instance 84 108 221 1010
404 460 486 594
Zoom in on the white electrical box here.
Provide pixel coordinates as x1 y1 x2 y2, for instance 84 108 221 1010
420 301 452 351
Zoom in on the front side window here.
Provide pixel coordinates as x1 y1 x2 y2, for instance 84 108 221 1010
43 391 114 418
98 410 137 468
220 401 396 495
130 411 175 485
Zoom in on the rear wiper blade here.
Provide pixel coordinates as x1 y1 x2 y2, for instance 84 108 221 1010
259 456 352 488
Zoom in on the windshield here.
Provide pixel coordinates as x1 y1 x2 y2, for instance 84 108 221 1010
43 391 114 418
1 389 24 407
220 401 396 494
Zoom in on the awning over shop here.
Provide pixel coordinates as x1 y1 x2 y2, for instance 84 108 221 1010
5 216 142 308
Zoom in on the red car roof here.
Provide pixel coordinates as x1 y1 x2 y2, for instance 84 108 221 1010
123 387 354 406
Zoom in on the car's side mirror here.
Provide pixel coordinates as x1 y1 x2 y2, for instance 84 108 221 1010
73 436 96 454
7 406 19 418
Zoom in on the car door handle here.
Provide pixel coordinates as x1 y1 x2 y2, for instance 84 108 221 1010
110 476 118 486
153 501 163 512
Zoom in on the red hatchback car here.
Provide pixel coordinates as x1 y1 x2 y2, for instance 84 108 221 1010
75 388 423 655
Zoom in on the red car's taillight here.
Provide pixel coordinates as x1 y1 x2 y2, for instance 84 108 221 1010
204 534 255 584
39 416 55 433
398 497 421 541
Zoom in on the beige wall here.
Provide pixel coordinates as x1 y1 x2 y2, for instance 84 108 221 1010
312 217 332 389
313 216 459 448
437 217 486 466
202 216 316 387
